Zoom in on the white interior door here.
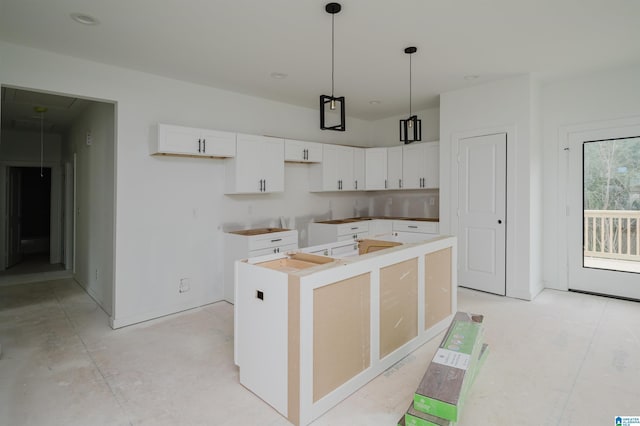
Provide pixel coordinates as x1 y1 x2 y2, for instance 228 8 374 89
6 167 22 268
568 126 640 300
458 133 507 295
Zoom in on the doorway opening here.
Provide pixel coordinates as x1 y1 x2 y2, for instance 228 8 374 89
567 124 640 300
582 137 640 274
2 166 63 276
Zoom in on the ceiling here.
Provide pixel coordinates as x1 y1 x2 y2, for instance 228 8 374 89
1 0 640 122
1 87 92 134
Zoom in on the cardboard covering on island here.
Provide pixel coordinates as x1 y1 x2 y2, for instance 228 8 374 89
410 311 485 422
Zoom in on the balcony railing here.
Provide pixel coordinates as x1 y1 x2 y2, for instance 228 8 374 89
584 210 640 261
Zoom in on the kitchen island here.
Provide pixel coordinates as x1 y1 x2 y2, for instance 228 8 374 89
234 235 456 426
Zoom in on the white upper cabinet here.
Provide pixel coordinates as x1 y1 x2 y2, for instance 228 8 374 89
309 144 354 192
352 147 365 191
284 139 323 163
225 134 284 194
402 141 440 189
387 146 403 190
154 124 236 158
365 148 388 190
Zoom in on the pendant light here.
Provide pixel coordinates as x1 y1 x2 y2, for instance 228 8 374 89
320 2 345 131
399 46 421 144
34 106 48 177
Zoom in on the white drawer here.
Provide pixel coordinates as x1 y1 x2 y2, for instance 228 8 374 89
249 243 298 258
337 231 369 242
392 220 439 234
248 231 298 251
336 222 370 236
330 241 359 257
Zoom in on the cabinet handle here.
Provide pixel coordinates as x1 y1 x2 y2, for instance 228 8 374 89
351 227 358 230
198 139 202 153
408 225 418 229
385 179 388 189
264 179 267 192
399 179 402 188
203 139 206 153
271 238 282 243
355 180 358 190
259 179 263 192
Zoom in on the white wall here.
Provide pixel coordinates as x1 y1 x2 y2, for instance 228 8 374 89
67 102 115 314
542 63 640 290
440 74 542 300
0 41 375 327
368 107 440 147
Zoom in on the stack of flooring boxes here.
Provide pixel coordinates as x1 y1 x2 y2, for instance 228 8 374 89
398 312 488 426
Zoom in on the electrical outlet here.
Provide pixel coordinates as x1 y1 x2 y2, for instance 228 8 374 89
179 278 191 293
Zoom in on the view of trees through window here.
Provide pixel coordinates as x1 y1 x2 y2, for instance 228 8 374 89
584 137 640 211
583 137 640 264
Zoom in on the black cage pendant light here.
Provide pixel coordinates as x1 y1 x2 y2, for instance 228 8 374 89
320 2 345 131
399 46 421 143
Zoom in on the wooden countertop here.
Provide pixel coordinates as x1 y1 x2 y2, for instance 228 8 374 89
317 216 439 224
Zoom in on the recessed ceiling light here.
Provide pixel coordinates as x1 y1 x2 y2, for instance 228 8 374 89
368 100 381 105
270 72 288 79
70 13 99 25
464 75 479 80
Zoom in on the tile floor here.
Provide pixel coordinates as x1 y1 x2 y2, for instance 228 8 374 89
1 278 639 426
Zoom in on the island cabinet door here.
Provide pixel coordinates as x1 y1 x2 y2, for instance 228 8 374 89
312 273 371 402
379 258 418 359
425 247 452 329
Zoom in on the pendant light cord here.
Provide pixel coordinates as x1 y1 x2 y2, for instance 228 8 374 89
40 111 44 178
331 13 335 98
409 53 412 117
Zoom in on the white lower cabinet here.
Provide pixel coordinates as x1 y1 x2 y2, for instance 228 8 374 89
308 220 370 246
369 219 393 237
225 134 284 194
300 240 359 258
389 220 439 243
224 228 298 303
